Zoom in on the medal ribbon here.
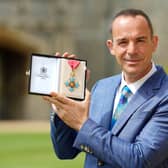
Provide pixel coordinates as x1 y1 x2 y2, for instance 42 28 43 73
68 60 80 70
65 59 80 92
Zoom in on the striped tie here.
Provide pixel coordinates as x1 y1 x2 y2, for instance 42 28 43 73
111 85 132 128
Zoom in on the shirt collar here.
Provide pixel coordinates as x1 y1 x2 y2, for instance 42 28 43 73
120 62 157 94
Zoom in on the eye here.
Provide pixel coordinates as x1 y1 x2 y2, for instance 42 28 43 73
137 39 144 43
136 37 146 43
118 41 128 47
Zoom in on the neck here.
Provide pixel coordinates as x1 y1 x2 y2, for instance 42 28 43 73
124 63 153 84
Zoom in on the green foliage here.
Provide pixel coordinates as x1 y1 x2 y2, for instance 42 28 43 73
0 133 84 168
164 66 168 74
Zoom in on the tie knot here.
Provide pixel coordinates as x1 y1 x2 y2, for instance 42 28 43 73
119 86 132 104
121 85 132 97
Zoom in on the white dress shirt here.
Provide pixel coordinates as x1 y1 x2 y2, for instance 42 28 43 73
113 62 157 113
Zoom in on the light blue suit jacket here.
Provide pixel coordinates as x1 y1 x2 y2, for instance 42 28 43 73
50 66 168 168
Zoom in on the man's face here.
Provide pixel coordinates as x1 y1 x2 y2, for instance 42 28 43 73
107 15 158 83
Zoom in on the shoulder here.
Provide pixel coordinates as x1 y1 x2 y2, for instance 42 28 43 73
90 74 121 96
155 65 168 87
145 65 168 97
93 74 121 88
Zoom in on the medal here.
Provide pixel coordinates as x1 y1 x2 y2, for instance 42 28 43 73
65 59 80 92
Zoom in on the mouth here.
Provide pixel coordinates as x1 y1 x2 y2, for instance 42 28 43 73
124 58 142 64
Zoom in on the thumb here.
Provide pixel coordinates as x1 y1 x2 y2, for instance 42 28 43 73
84 88 91 103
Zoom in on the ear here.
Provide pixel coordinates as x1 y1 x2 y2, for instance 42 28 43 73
106 40 115 55
152 35 158 52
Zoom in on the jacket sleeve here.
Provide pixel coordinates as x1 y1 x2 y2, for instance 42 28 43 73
50 110 80 159
73 84 168 168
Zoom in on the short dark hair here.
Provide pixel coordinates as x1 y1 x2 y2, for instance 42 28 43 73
110 9 154 37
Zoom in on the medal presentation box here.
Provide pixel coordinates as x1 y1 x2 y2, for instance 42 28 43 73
28 53 87 100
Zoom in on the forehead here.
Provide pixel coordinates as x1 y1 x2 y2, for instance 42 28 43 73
112 15 151 39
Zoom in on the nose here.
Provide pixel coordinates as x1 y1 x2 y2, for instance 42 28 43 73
127 42 137 55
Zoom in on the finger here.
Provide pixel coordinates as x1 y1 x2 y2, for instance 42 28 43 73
68 54 77 59
62 52 77 59
51 103 57 111
85 89 91 102
50 103 60 112
43 95 65 109
55 52 61 57
50 92 72 105
62 52 69 57
86 69 91 82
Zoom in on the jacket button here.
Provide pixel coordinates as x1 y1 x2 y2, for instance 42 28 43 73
80 144 84 150
97 160 104 166
84 146 89 152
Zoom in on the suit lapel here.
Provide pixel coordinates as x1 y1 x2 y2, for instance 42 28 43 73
112 66 166 135
111 87 154 135
98 76 121 129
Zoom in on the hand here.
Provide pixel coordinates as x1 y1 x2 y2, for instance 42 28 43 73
43 89 91 131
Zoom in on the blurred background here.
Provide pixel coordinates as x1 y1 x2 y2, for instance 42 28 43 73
0 0 168 167
0 0 168 121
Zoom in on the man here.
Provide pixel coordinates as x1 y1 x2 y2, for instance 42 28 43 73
44 9 168 168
